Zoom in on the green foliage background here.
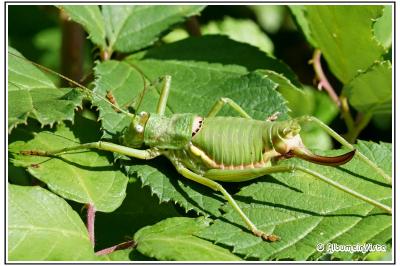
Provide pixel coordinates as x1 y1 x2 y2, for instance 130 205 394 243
8 5 392 261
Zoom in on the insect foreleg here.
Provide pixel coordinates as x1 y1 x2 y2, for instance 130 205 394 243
21 142 161 160
173 164 278 242
206 97 252 118
205 165 392 214
297 116 392 185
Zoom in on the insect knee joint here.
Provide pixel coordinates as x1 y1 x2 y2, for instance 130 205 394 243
146 148 160 159
213 182 224 192
220 97 230 103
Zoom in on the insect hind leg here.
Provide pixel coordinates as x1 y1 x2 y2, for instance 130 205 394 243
172 163 279 242
205 164 391 214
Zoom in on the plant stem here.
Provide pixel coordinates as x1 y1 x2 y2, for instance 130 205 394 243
100 48 112 61
311 50 373 142
339 96 355 132
95 240 135 256
60 9 85 86
185 16 202 36
311 49 340 106
346 112 373 144
87 204 96 247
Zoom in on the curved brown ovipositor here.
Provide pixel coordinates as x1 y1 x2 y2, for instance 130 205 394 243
292 147 355 166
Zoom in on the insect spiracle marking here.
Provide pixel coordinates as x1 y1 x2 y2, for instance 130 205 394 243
192 116 203 137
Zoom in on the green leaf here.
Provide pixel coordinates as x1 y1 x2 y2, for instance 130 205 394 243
130 60 288 120
60 5 106 49
8 185 95 260
92 60 145 137
374 5 392 49
8 162 32 186
164 16 275 54
124 159 225 217
134 217 242 261
94 179 181 250
198 142 391 260
259 69 303 117
8 47 55 89
33 28 61 71
306 6 385 83
249 5 286 34
343 61 392 114
139 35 301 87
202 17 274 54
8 47 83 133
356 140 392 177
102 5 204 53
288 6 317 47
8 116 128 212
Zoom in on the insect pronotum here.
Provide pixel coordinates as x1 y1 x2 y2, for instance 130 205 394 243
10 52 392 242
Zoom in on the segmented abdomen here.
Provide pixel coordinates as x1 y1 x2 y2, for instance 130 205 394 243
191 117 272 168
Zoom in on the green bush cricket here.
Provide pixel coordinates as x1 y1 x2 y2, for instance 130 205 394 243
10 52 392 242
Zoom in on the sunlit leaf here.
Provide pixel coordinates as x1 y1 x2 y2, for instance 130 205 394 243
9 116 128 212
8 47 83 133
343 61 391 114
102 5 204 52
305 6 385 83
8 185 95 260
374 5 392 49
202 17 274 54
134 217 242 260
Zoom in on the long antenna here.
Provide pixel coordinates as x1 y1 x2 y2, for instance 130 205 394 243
124 61 168 116
124 60 151 116
8 52 133 116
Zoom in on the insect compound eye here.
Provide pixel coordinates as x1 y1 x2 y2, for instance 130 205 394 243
135 125 144 133
138 111 150 122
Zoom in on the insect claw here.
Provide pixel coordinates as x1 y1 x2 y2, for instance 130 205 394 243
253 229 280 242
264 234 280 242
